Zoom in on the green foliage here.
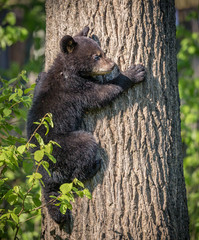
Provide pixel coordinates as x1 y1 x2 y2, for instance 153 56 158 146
0 73 40 240
0 75 92 240
177 20 199 239
0 0 46 78
53 178 92 215
0 12 28 49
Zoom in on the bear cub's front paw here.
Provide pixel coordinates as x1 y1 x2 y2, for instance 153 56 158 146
87 159 102 179
127 64 146 83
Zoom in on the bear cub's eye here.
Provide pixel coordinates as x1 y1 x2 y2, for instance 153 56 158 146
93 55 101 61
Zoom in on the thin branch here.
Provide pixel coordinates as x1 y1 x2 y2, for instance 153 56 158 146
18 164 40 217
14 225 20 240
25 196 59 214
9 101 21 110
22 214 38 223
26 113 49 147
0 164 6 176
13 113 51 239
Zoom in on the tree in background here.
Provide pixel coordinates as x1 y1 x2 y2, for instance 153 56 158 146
0 1 45 239
0 0 45 78
177 10 199 239
42 0 189 239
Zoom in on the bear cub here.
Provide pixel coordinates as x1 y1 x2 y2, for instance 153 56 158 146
27 26 145 223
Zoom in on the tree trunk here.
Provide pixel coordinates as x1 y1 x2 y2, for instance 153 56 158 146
42 0 189 239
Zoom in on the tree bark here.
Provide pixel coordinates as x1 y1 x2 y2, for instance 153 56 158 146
42 0 189 239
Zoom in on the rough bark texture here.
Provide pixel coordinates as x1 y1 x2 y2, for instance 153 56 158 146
42 0 189 239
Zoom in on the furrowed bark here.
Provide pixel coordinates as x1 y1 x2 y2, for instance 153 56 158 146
42 0 189 239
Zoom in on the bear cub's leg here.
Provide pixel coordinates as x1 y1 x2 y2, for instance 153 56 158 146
43 131 101 223
53 131 101 183
43 189 71 224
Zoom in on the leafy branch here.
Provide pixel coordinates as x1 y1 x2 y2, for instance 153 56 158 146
0 73 92 240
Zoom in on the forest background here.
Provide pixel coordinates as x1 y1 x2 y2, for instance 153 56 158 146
0 0 198 239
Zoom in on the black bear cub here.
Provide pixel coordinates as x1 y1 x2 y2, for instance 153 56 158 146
27 27 145 223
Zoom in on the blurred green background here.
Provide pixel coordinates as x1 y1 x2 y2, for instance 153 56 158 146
0 0 198 239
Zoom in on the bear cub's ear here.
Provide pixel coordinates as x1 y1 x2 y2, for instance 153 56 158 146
60 35 77 54
75 26 89 37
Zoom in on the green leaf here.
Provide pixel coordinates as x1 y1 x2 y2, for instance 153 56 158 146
17 145 26 154
11 213 18 223
34 172 42 180
8 78 17 85
45 152 56 163
60 204 68 214
3 189 13 200
19 28 28 41
13 207 21 215
75 191 84 198
6 219 17 230
45 115 54 128
73 178 84 188
24 84 36 94
34 149 44 162
3 12 16 26
23 160 33 174
42 161 51 177
43 121 49 135
20 70 28 82
44 143 53 154
58 194 73 202
26 143 37 149
17 89 23 97
49 140 61 148
72 187 78 192
83 188 92 199
33 194 41 207
3 108 12 117
0 178 8 186
13 186 19 194
33 121 40 125
7 194 18 205
0 213 10 220
50 195 57 199
60 183 73 194
24 201 34 211
65 201 72 210
39 179 45 187
34 133 44 146
27 174 34 183
9 93 17 101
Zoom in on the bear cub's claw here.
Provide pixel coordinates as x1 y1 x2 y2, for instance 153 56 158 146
127 64 146 83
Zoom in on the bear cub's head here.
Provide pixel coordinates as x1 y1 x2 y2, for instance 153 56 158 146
59 27 115 77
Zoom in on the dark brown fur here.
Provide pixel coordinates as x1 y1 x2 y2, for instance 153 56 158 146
27 27 145 223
